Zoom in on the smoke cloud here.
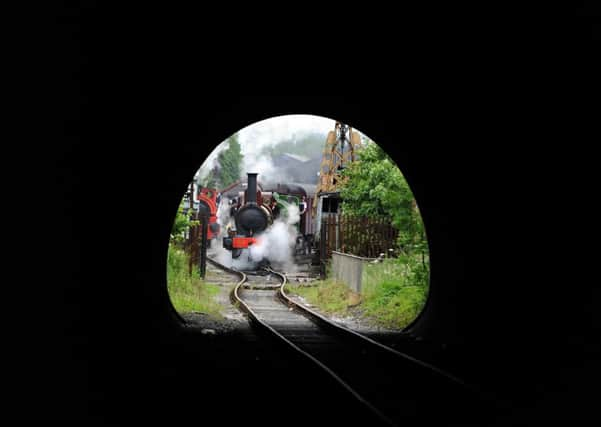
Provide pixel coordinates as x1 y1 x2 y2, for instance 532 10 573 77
209 198 302 273
238 115 335 155
198 114 336 184
241 152 291 186
249 203 300 272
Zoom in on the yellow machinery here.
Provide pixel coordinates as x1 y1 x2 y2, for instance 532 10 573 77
312 122 362 218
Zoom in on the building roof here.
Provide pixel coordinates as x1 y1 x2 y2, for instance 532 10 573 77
280 153 310 163
220 179 265 198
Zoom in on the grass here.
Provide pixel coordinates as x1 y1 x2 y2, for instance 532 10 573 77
287 278 360 316
287 255 429 330
361 256 429 329
167 245 224 318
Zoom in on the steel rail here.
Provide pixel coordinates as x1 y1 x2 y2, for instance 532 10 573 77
276 270 477 393
207 257 395 426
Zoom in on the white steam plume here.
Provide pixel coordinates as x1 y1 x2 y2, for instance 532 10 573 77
249 203 301 273
209 199 302 272
240 153 291 186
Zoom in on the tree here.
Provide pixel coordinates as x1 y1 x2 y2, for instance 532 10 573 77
338 141 426 254
199 165 219 189
217 133 243 188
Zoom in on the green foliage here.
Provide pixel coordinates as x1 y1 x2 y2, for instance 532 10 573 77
361 257 429 329
339 141 427 255
167 245 224 317
200 166 218 189
171 201 192 244
287 257 428 330
217 133 243 187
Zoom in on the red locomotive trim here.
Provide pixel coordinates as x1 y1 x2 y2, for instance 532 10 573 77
232 237 259 249
197 188 220 240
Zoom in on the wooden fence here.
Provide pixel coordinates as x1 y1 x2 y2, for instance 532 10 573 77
184 213 208 277
320 214 399 260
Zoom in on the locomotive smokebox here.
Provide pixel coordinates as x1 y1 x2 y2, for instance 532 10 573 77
246 173 258 205
235 172 269 236
236 205 269 235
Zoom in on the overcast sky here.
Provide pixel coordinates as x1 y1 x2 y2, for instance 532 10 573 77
197 114 339 178
238 114 336 154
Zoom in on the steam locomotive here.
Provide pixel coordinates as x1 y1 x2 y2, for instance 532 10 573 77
222 172 304 260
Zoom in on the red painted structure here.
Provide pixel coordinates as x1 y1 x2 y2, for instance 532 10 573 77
197 188 220 241
231 236 260 249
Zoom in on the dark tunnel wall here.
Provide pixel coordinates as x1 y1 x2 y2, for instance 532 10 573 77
37 93 599 426
33 7 600 424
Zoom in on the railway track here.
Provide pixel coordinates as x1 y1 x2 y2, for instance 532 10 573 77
208 256 495 426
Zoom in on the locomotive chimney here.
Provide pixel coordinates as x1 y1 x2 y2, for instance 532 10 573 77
246 173 258 205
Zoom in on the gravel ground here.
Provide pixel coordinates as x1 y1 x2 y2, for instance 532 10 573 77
179 259 403 337
180 312 248 334
180 279 250 334
181 291 402 337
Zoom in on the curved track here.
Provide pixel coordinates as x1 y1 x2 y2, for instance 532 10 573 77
208 257 495 426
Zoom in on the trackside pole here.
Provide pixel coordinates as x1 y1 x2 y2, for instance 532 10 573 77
199 212 208 279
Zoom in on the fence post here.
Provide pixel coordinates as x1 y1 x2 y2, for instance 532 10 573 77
340 214 345 253
187 224 195 276
320 217 327 279
199 213 208 279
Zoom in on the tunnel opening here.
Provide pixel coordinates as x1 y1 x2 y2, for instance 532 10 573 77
46 80 596 426
157 113 501 427
166 114 431 341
